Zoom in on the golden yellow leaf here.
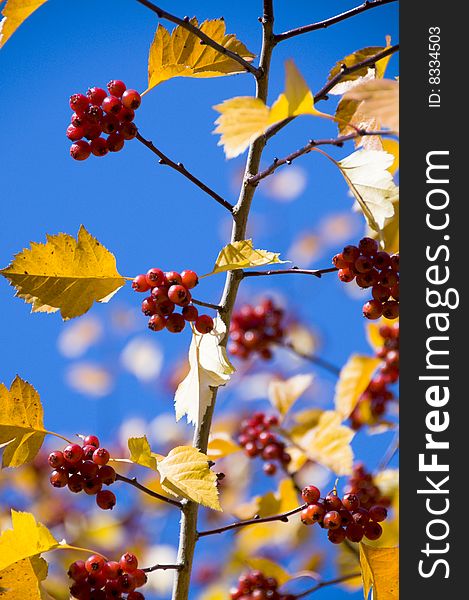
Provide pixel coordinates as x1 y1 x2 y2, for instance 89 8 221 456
288 408 324 441
344 79 399 133
334 355 381 419
174 317 235 428
328 45 391 93
300 411 354 475
359 544 399 600
0 511 59 571
0 557 47 599
146 18 255 91
366 318 396 353
207 433 241 460
207 239 286 275
268 374 313 417
381 139 399 174
128 436 161 471
269 60 323 121
157 446 221 511
245 557 291 585
367 200 399 253
0 226 125 320
197 585 229 600
0 0 47 48
0 376 46 468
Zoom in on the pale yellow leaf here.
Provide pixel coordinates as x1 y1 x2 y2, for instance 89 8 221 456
328 45 392 95
0 0 47 48
344 79 399 133
367 200 399 253
207 433 241 460
300 411 354 475
0 557 47 600
208 239 286 275
157 446 221 511
128 436 161 471
359 544 399 600
174 317 234 428
0 511 59 571
287 408 324 441
146 19 255 91
245 557 291 585
268 374 313 417
334 355 381 419
0 226 125 320
0 376 46 468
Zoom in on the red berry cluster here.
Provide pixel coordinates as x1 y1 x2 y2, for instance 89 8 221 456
350 322 399 429
230 571 294 600
132 268 214 335
68 552 147 599
300 485 388 544
344 463 391 511
333 238 399 320
48 436 116 510
229 299 285 360
67 80 141 161
237 412 291 476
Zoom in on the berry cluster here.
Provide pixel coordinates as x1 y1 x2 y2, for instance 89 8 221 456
237 412 291 476
48 436 116 510
68 552 147 599
333 238 399 320
300 485 388 544
230 571 294 600
132 268 214 335
67 80 141 161
349 322 399 429
229 299 285 360
344 463 391 510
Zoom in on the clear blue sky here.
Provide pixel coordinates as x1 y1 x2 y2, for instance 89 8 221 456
0 1 398 598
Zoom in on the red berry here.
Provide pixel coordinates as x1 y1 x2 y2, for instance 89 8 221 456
87 87 107 105
168 284 188 306
84 123 102 141
122 89 142 110
373 251 391 270
342 245 360 262
104 580 121 597
379 269 398 288
48 450 65 469
142 297 158 316
101 113 120 134
70 140 91 161
70 581 92 599
103 95 122 115
354 256 374 273
107 80 126 98
166 313 186 333
119 552 138 573
83 477 102 495
390 253 400 271
80 460 100 479
338 268 355 282
68 560 88 582
164 271 182 286
92 447 110 466
117 106 135 123
150 286 168 302
180 270 199 289
102 561 122 580
119 572 137 592
323 511 342 530
68 473 85 493
263 462 277 476
382 300 399 319
342 493 360 512
132 274 151 293
328 527 346 544
262 444 281 460
84 104 103 124
372 284 391 303
146 268 165 287
353 508 370 526
359 237 379 256
325 493 343 511
364 521 383 540
332 253 349 269
85 555 105 574
363 300 383 320
345 522 364 542
98 464 116 485
195 315 214 334
66 124 86 141
71 112 88 128
182 305 198 322
369 505 388 522
107 132 125 152
64 444 84 464
132 569 147 588
70 93 89 114
120 121 138 140
156 300 175 316
304 503 325 523
82 444 96 460
96 489 116 510
127 592 145 600
390 283 399 300
148 314 167 331
90 137 109 156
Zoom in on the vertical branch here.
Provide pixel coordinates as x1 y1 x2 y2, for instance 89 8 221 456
170 3 276 599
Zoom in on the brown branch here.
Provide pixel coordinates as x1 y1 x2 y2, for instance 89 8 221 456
135 0 260 77
294 572 362 598
115 474 183 508
242 266 338 279
191 298 224 312
143 563 184 573
281 341 342 377
248 130 394 185
275 0 397 42
197 503 307 538
136 132 234 212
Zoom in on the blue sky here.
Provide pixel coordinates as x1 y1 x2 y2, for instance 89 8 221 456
0 1 398 598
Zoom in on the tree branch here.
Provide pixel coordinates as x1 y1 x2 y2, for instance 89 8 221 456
248 130 394 185
135 0 260 77
136 132 234 212
281 341 342 377
191 298 224 312
198 503 306 538
143 563 184 574
294 572 362 598
242 266 338 279
275 0 397 42
115 474 183 508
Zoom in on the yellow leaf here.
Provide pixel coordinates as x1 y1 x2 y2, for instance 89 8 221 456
359 544 399 600
207 239 286 275
344 79 399 133
268 374 313 417
1 226 125 320
128 436 160 471
0 511 59 571
334 355 381 419
245 557 291 585
214 60 330 158
207 433 241 460
0 557 47 599
0 376 46 468
328 45 391 95
174 317 235 428
146 19 255 91
367 200 399 253
197 585 229 600
0 0 47 48
366 318 396 353
300 411 354 475
157 446 221 511
381 139 399 174
288 408 324 441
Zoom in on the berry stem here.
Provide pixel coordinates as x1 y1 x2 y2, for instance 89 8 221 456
280 342 342 377
197 503 307 538
135 0 260 77
115 474 183 508
242 266 338 279
44 430 75 445
293 572 362 598
142 563 184 573
136 132 234 212
191 298 223 312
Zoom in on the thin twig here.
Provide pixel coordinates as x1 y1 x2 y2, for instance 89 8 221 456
375 431 399 473
248 130 394 185
275 0 397 42
197 503 307 538
135 0 259 77
116 474 183 508
143 563 184 573
294 572 362 598
281 342 342 377
191 298 224 312
136 132 234 212
242 266 338 279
